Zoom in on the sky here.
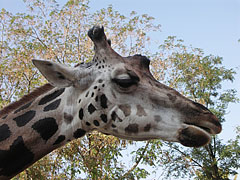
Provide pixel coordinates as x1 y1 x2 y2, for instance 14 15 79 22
1 0 240 179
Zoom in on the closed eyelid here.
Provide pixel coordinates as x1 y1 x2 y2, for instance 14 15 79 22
115 74 131 80
111 66 140 86
112 78 138 88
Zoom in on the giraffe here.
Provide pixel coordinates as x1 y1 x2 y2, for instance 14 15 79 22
0 25 221 179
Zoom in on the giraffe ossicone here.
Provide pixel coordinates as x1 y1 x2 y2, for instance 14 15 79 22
0 25 222 179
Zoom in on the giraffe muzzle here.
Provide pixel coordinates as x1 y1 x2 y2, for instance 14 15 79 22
178 113 221 147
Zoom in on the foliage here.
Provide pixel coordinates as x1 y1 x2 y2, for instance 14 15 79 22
151 37 240 180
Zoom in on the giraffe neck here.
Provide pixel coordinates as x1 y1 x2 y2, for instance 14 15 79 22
0 85 88 179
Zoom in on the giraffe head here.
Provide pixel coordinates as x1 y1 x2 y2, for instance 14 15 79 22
33 26 221 147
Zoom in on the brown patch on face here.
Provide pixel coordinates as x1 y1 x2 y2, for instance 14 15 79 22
119 104 131 116
149 94 170 108
154 115 162 123
144 124 151 132
125 123 139 134
64 112 73 124
167 93 177 103
136 105 147 117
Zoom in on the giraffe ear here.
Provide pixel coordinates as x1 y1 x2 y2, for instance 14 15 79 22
32 59 77 88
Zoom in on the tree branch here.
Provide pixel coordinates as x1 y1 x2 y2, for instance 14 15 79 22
166 143 203 168
120 141 150 179
62 8 73 63
31 26 61 63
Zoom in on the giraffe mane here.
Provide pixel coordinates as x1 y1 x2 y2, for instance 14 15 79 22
0 83 54 118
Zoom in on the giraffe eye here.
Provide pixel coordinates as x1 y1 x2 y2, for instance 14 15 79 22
113 78 135 88
113 74 139 88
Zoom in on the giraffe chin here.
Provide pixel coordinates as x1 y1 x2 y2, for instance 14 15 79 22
178 125 211 147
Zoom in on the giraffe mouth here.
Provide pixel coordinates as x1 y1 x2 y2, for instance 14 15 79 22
178 124 212 147
185 122 212 134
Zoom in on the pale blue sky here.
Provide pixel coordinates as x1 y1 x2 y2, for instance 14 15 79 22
1 0 240 178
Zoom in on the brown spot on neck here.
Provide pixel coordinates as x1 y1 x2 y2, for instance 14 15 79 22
0 83 54 118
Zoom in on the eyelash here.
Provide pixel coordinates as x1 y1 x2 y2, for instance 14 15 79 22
112 74 139 88
112 78 136 88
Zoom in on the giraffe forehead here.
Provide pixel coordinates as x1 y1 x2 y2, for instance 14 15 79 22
91 52 151 76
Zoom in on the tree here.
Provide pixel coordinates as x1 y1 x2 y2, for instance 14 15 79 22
1 0 162 179
150 36 240 179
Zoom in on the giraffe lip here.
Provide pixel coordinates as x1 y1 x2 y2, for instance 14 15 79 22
197 125 211 134
184 123 211 134
178 125 211 147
